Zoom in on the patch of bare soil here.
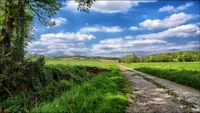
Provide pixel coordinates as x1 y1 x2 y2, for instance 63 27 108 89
118 64 200 113
86 66 110 74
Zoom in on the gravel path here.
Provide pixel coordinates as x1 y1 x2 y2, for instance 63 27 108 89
118 64 200 113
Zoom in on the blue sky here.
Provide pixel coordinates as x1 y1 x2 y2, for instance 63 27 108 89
26 0 200 57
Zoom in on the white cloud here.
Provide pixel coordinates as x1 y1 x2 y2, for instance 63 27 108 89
159 5 175 12
99 38 124 44
159 2 193 12
27 33 199 57
50 17 67 26
90 37 199 57
136 24 200 39
140 12 192 30
26 32 95 56
65 1 156 13
90 38 169 57
79 26 123 33
129 26 144 31
124 36 134 39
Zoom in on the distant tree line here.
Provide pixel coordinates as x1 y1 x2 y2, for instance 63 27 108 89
120 53 139 64
25 54 120 61
120 51 200 63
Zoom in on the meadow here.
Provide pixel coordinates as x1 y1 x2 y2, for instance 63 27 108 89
122 62 200 90
46 59 118 69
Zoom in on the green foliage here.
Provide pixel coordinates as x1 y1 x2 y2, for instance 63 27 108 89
139 51 199 62
0 53 27 95
122 62 200 90
31 71 131 113
182 52 192 62
0 57 98 113
1 92 29 113
120 52 139 64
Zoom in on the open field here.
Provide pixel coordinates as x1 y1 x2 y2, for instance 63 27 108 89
46 60 118 70
121 62 200 90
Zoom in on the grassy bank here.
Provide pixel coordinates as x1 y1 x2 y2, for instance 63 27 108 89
32 71 131 113
122 62 200 90
0 64 96 113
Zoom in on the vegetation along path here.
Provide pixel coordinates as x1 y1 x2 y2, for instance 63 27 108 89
118 64 200 113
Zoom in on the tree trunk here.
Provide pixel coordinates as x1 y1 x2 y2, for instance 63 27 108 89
12 0 25 61
0 0 14 54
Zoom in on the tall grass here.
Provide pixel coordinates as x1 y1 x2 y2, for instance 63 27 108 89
122 62 200 90
32 71 131 113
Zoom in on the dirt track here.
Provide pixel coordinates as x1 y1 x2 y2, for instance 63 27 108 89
118 64 200 113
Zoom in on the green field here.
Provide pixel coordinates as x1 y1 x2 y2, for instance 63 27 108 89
46 60 200 90
46 60 118 69
122 62 200 90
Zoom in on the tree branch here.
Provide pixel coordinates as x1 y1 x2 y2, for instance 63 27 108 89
26 1 46 26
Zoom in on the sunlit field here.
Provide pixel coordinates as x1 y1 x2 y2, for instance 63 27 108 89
46 59 118 69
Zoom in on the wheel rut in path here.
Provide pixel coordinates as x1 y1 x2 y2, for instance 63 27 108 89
118 64 200 113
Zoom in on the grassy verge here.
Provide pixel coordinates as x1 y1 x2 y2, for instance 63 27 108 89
32 71 131 113
122 62 200 90
0 64 95 113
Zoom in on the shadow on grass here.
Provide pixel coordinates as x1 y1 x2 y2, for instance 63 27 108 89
135 67 200 91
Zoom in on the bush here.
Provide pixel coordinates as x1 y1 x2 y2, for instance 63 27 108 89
0 56 96 113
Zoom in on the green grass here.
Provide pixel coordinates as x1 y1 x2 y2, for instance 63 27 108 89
46 60 118 70
31 71 131 113
122 62 200 90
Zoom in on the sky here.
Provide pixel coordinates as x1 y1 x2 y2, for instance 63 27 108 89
26 0 200 57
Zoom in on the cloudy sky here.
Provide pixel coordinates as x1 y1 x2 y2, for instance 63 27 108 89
26 0 200 57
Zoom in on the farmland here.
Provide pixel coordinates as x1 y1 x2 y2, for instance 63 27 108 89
46 59 118 69
46 60 200 90
1 0 199 112
121 62 200 90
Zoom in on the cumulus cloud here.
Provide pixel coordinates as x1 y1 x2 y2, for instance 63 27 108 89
79 26 123 33
50 17 67 26
26 32 95 56
159 2 193 12
140 12 192 30
65 1 156 13
90 38 169 57
129 26 144 31
136 24 200 39
90 37 199 57
26 33 199 57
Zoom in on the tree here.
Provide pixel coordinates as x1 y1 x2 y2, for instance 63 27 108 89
177 54 183 62
182 52 192 62
131 53 139 62
0 0 95 61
